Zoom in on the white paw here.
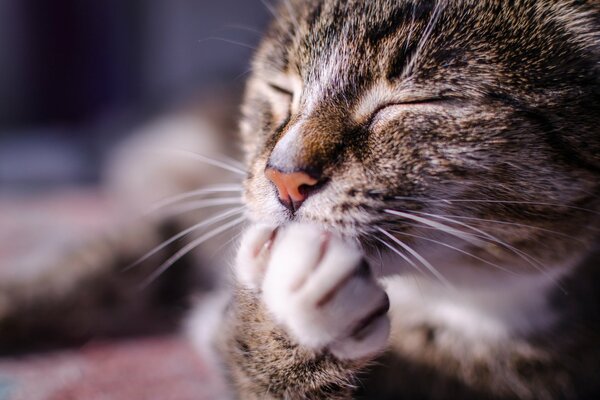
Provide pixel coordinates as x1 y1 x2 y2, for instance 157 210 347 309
236 223 390 360
235 223 279 289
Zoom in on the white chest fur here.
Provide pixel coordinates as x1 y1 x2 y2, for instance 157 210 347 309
381 263 568 344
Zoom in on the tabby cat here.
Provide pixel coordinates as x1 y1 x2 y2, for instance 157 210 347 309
210 0 600 399
3 0 600 399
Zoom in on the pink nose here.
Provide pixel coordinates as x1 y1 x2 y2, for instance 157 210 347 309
265 168 319 212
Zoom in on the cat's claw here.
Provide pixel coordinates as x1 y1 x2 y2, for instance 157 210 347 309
236 223 390 360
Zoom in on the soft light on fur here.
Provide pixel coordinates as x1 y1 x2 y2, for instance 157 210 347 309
222 1 600 399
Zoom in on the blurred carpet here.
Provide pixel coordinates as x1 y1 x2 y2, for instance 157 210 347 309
0 190 226 399
0 336 222 400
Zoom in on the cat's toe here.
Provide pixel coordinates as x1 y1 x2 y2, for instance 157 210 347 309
328 298 391 360
235 223 278 290
261 224 331 300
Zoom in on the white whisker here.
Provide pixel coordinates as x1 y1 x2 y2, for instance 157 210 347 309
402 0 445 78
395 221 501 245
235 68 255 82
158 197 244 218
259 0 290 34
213 154 246 171
126 207 246 271
394 196 600 215
200 36 257 51
151 149 247 175
391 230 519 276
434 214 586 244
411 211 566 292
413 211 544 267
140 216 247 288
372 236 426 276
385 209 483 246
209 229 245 260
222 24 263 36
146 184 243 214
377 227 452 288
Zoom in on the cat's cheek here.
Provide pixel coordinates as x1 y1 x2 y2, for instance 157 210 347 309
234 224 278 290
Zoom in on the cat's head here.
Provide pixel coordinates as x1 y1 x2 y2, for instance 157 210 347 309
240 0 599 271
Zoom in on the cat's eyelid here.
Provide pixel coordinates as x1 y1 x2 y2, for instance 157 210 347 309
388 96 450 105
366 97 458 129
262 75 303 115
263 74 302 96
268 82 294 97
354 81 454 122
357 98 443 126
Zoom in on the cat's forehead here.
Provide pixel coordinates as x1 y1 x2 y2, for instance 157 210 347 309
256 0 597 104
254 1 472 116
255 1 442 109
291 1 438 88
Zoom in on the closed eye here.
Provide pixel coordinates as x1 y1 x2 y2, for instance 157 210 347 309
263 81 296 129
368 97 458 128
268 83 294 97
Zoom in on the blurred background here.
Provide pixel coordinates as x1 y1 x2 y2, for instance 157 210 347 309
0 2 270 397
0 0 269 191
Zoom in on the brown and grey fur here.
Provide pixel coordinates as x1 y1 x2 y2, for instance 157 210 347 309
1 0 599 399
223 0 600 399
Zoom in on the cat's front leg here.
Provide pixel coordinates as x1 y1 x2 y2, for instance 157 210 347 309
220 223 390 399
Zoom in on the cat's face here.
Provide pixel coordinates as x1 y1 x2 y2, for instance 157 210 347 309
240 0 599 271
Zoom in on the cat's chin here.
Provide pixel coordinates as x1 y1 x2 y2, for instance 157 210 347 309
249 212 364 242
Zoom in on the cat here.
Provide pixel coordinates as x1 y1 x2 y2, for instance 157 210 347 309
204 0 600 399
1 0 599 399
